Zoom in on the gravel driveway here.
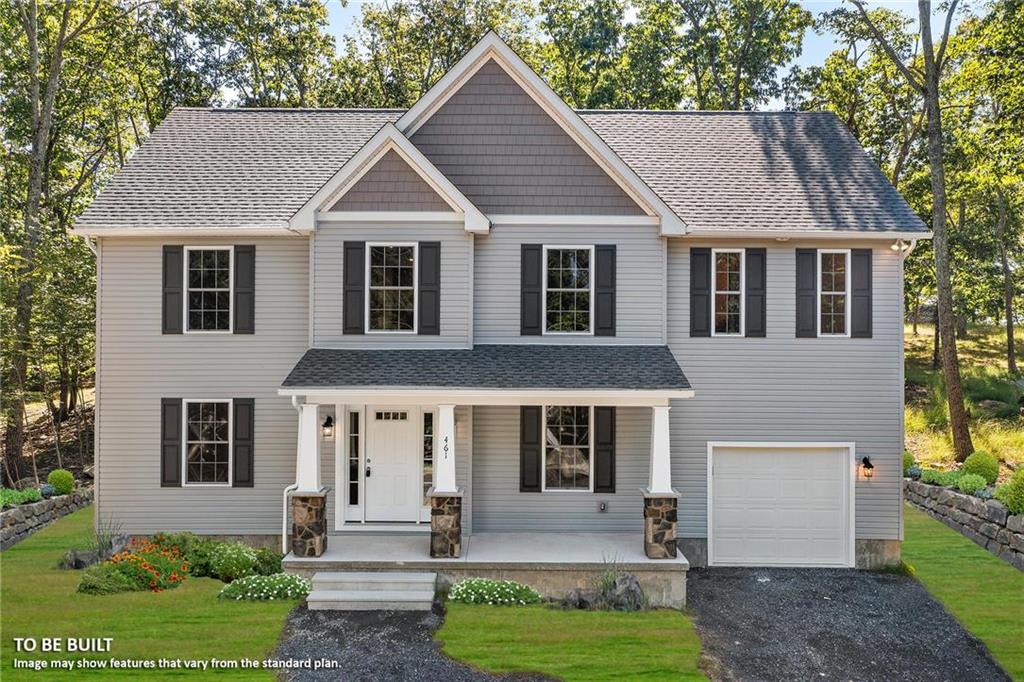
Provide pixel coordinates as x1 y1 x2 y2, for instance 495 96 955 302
688 567 1010 682
274 603 548 682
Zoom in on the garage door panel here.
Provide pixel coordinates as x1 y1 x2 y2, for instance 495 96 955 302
710 445 852 567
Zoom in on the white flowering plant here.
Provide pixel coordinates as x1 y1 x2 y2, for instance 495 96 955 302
448 578 542 606
218 573 311 601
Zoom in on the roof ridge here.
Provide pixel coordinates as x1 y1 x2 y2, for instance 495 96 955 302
173 106 407 113
576 109 832 115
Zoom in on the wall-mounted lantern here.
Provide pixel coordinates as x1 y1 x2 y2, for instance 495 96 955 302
860 456 874 479
322 415 334 439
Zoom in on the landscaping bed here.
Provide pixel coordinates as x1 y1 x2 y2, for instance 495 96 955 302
0 507 300 680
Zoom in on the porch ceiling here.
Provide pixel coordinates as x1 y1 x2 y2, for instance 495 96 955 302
279 345 692 401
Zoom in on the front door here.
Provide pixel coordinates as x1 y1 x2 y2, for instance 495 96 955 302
365 407 421 522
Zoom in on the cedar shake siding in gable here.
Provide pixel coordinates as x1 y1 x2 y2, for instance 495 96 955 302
411 59 645 216
330 149 452 212
95 236 309 534
666 241 904 542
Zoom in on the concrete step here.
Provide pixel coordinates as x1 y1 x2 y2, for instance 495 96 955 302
311 571 437 592
306 588 435 611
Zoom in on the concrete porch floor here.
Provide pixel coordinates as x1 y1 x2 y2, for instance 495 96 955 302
283 532 690 607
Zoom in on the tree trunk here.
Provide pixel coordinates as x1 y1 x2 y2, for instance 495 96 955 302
919 0 973 460
913 296 920 335
932 316 941 370
996 198 1018 374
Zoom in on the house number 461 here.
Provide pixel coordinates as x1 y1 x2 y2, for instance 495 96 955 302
443 436 450 460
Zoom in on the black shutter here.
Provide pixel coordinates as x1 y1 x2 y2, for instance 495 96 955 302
795 249 818 338
234 245 255 334
161 398 182 487
232 398 255 487
343 241 365 334
851 248 873 338
162 246 183 334
594 245 616 336
418 242 441 335
690 247 711 337
519 406 542 492
594 406 616 493
521 244 543 335
745 248 767 337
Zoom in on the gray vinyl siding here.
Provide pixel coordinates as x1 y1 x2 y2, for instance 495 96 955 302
473 223 665 344
667 240 903 541
411 59 644 216
312 221 472 348
95 236 309 534
471 405 649 532
330 149 452 212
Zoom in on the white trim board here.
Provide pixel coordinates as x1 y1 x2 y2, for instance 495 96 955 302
279 387 694 406
395 31 687 237
706 441 857 568
290 123 489 234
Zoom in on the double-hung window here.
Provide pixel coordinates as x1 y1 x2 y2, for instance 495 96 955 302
367 243 417 332
712 248 744 336
544 246 593 334
543 406 592 491
819 249 850 336
183 400 231 485
185 247 232 332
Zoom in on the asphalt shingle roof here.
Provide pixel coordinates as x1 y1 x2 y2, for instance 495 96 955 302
76 107 927 234
281 345 690 391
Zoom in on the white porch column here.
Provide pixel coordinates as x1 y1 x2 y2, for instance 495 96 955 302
295 403 321 492
647 405 673 494
434 404 459 493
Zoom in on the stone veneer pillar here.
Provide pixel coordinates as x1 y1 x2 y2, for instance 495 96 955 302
428 491 463 558
291 491 327 558
643 492 679 559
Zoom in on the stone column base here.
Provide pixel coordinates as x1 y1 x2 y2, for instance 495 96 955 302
643 490 679 559
291 491 327 558
428 489 463 558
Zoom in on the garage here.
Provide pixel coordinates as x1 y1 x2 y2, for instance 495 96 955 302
708 443 855 567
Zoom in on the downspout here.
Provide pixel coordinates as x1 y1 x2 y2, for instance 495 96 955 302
282 396 302 554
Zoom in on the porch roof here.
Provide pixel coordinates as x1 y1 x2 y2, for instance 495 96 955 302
280 344 690 394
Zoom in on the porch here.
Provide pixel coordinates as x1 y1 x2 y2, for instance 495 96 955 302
283 531 690 607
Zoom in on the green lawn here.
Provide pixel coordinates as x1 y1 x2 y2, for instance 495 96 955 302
437 602 705 680
903 504 1024 679
0 507 296 680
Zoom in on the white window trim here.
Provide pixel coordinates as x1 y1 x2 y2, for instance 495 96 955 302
542 244 595 336
541 405 595 493
817 248 851 338
183 245 234 334
711 247 745 337
364 242 419 334
181 398 233 488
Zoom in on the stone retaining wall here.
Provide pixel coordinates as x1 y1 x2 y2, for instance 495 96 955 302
904 479 1023 571
0 489 93 550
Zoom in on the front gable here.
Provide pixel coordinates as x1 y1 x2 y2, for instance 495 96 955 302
411 59 644 217
330 149 451 212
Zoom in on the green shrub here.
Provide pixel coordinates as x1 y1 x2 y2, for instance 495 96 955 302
253 547 283 576
151 531 198 557
920 469 963 487
902 451 916 476
47 469 74 495
994 469 1024 514
956 473 987 496
108 538 189 592
449 578 541 606
218 573 310 601
210 542 258 582
0 487 42 507
185 538 220 578
962 450 999 485
77 563 139 595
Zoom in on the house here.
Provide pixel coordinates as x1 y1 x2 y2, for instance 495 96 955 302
74 33 928 607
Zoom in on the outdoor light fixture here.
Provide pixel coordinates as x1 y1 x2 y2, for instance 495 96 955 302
860 456 875 479
890 239 912 253
322 415 334 439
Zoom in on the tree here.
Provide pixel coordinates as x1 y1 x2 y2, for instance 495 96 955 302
850 0 974 460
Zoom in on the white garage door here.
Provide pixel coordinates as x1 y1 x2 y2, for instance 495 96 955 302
709 444 854 567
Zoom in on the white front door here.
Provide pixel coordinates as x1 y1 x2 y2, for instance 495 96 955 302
365 407 421 522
